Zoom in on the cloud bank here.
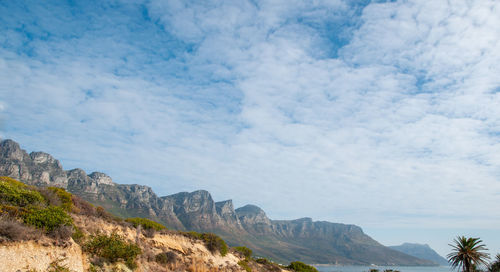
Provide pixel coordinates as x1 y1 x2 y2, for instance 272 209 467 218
1 0 500 244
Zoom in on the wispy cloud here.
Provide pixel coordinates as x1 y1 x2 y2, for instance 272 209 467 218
1 0 500 250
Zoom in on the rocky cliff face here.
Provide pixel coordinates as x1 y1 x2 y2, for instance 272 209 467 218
0 139 435 265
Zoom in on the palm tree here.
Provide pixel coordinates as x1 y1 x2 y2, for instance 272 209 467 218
447 236 490 272
488 254 500 272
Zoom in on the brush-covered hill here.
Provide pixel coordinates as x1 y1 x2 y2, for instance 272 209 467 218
0 139 434 266
0 176 293 272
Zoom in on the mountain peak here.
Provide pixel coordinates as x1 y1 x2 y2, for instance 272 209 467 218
0 139 25 161
235 204 265 214
390 243 448 265
89 171 114 185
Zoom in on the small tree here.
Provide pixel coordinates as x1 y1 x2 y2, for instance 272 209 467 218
447 236 490 272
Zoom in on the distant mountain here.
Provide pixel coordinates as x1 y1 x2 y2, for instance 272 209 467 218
389 243 448 265
0 139 435 265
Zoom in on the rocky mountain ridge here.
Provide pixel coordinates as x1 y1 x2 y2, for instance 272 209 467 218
0 139 435 265
389 243 448 266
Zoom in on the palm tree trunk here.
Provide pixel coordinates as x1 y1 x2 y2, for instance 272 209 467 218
465 260 471 272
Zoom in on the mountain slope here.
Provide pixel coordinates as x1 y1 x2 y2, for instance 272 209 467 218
0 139 434 265
389 243 448 266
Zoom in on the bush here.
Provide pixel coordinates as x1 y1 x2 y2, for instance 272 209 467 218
48 225 74 241
125 217 166 231
0 204 27 218
201 233 228 256
0 217 42 241
47 187 73 211
23 206 73 232
72 226 85 244
95 206 122 223
182 231 228 256
71 195 96 216
0 177 44 207
287 261 318 272
255 258 282 272
155 251 178 265
255 258 271 265
235 246 253 259
238 260 252 272
182 231 203 240
84 233 141 269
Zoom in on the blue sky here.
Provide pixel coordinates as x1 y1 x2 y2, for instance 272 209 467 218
1 0 500 256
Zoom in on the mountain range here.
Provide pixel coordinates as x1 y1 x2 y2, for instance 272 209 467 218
0 139 437 265
389 243 448 266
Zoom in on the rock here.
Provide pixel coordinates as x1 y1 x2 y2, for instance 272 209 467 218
89 172 114 185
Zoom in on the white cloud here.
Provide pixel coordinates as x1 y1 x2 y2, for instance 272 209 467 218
1 0 500 241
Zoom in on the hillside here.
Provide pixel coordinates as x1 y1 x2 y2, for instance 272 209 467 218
0 176 289 272
0 139 434 265
389 243 448 266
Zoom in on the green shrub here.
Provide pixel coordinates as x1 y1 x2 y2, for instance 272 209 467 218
155 251 177 265
47 187 73 211
23 206 73 232
235 246 252 259
287 261 318 272
238 260 252 272
0 177 44 207
48 258 70 272
84 233 141 269
201 233 228 256
183 231 203 240
96 206 122 223
125 217 166 231
182 231 228 256
255 258 271 265
71 226 85 244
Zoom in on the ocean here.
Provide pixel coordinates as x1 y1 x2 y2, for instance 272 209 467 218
315 265 452 272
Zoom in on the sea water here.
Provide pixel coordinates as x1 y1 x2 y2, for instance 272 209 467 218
315 265 452 272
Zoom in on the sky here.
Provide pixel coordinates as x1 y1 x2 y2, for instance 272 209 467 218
1 0 500 257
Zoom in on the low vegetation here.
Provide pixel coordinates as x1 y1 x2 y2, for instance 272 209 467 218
235 246 253 259
84 233 141 269
0 176 74 242
47 186 73 211
125 217 166 230
183 231 229 256
0 176 44 207
287 261 318 272
238 259 252 272
23 206 73 231
155 251 178 265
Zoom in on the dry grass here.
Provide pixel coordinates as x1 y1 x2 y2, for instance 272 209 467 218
0 217 42 242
